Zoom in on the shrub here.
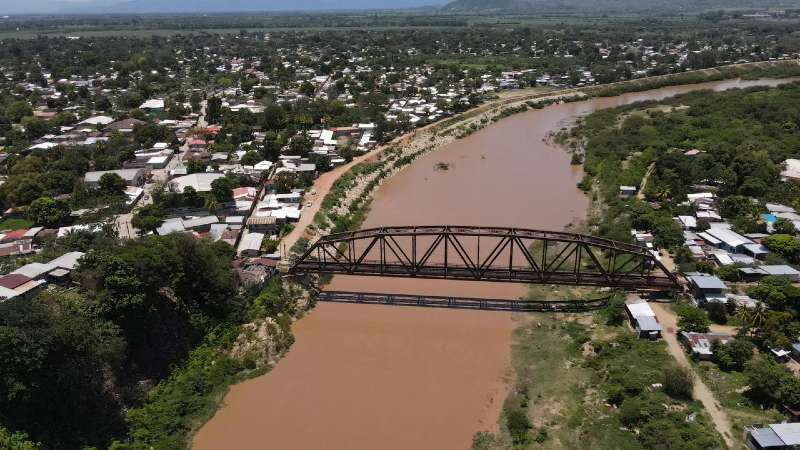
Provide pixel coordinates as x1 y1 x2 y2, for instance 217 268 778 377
663 365 693 400
712 339 754 372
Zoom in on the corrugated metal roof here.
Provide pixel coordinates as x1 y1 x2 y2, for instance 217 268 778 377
635 316 662 332
771 423 800 445
688 274 727 290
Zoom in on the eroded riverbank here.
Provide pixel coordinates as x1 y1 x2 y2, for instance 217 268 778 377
194 77 798 450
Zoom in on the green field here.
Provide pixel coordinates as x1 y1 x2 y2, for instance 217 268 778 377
474 313 725 450
0 217 34 231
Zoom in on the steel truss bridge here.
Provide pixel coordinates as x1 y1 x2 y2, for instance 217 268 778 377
289 226 679 291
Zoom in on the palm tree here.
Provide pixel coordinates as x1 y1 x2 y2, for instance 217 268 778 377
204 196 218 213
736 303 767 333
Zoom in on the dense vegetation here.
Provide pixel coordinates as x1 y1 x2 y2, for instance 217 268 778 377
0 234 298 449
570 82 800 246
568 82 800 432
473 313 723 449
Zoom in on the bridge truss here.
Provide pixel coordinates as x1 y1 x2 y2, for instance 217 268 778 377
289 226 679 291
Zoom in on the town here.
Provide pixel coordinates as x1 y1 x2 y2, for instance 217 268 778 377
5 6 800 450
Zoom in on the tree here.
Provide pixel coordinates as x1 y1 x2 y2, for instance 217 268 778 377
132 204 164 234
186 159 206 174
210 177 233 203
272 172 298 194
26 197 70 227
706 302 728 325
780 377 800 411
206 96 222 124
712 339 754 371
182 186 201 208
663 365 693 400
0 427 39 450
6 100 32 122
745 357 792 405
204 196 219 213
677 306 710 333
719 195 759 220
602 296 627 326
299 81 315 96
716 264 739 282
98 173 127 196
0 291 127 448
773 218 797 235
750 276 800 311
240 151 263 166
737 303 767 332
764 234 800 261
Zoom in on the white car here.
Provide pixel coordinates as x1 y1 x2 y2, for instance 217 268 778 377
306 202 313 207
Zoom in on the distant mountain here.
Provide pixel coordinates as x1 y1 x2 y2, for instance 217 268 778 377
442 0 800 13
0 0 445 15
100 0 445 14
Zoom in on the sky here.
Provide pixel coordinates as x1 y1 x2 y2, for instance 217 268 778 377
0 0 445 15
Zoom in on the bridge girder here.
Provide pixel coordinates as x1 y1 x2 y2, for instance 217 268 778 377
289 226 680 291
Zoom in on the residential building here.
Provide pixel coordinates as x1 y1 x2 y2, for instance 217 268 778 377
680 332 733 360
84 168 145 187
625 301 662 339
746 422 800 450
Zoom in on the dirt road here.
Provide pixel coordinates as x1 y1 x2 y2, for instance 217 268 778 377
278 148 383 260
650 302 736 449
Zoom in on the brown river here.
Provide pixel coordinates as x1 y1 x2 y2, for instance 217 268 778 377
194 78 793 450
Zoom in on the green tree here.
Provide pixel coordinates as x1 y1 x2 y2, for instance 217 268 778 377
773 218 797 235
206 96 222 124
0 291 127 448
6 101 32 122
98 173 127 196
25 197 70 227
0 426 40 449
716 264 739 282
182 186 201 208
210 177 234 203
706 302 728 324
240 150 263 166
272 172 298 194
764 234 800 260
745 357 792 406
712 339 754 371
750 276 800 311
677 306 710 333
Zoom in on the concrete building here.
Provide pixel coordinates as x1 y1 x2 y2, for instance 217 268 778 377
170 173 225 193
84 168 145 187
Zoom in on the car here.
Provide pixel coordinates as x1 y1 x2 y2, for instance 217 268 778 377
306 201 312 207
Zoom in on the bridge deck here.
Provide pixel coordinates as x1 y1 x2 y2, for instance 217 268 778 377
318 291 610 312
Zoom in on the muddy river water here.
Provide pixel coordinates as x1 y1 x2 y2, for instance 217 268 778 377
194 78 793 450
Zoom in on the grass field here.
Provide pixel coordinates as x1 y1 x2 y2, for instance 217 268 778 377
0 12 706 40
474 312 725 450
0 217 34 231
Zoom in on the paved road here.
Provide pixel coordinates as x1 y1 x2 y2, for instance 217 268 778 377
650 302 736 449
